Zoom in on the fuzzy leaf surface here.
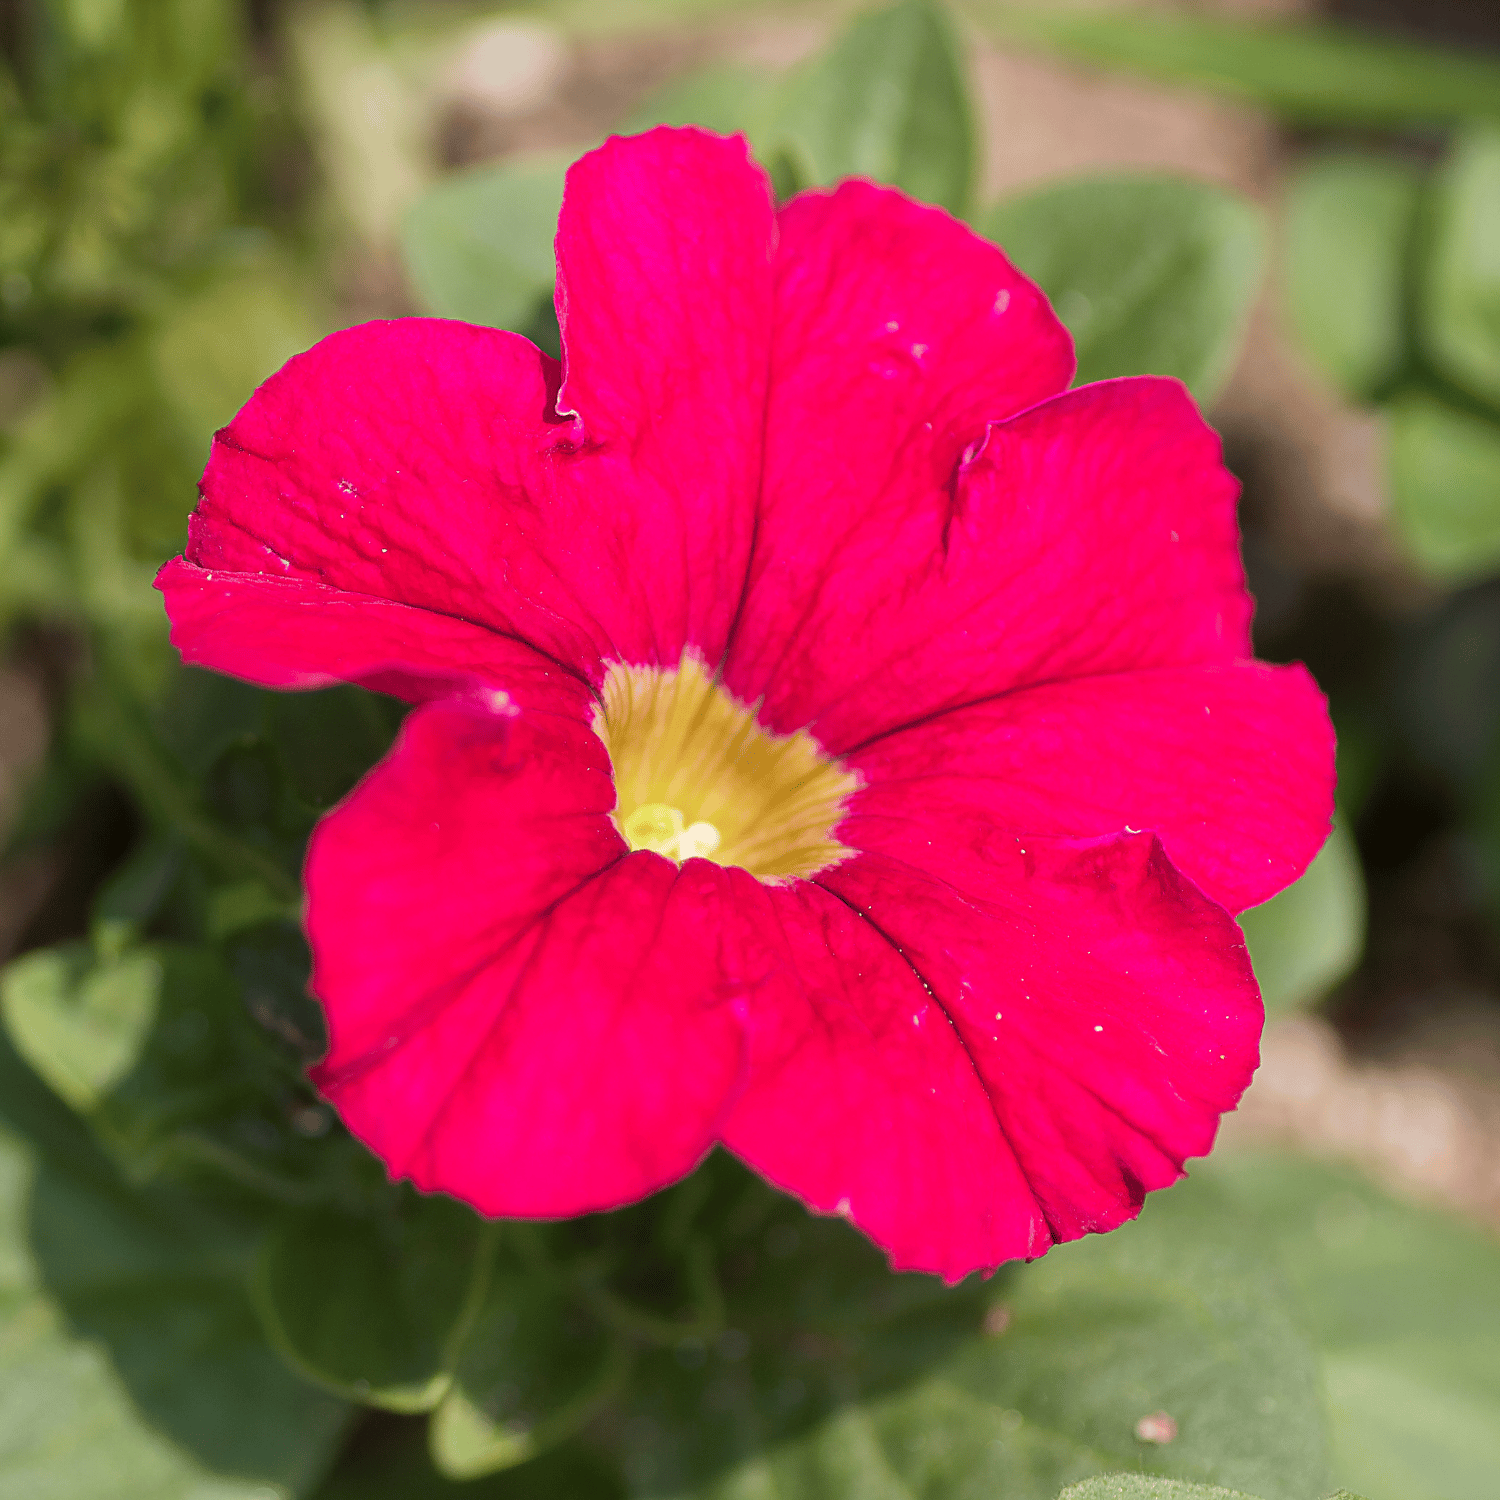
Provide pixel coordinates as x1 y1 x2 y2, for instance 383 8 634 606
616 1179 1326 1499
0 1032 347 1499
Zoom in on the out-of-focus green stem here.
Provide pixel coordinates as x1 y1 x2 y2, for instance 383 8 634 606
83 667 302 905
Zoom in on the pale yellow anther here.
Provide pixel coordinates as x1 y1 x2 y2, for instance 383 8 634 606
620 803 724 862
597 653 858 880
622 802 686 855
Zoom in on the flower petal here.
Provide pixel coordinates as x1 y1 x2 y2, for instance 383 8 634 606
164 128 777 688
722 179 1074 722
550 126 777 667
733 375 1250 751
156 562 594 717
715 871 1044 1281
816 833 1261 1261
846 660 1336 914
305 696 747 1215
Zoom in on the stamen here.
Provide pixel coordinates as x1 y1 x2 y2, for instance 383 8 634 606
621 803 723 862
622 802 685 855
597 654 858 880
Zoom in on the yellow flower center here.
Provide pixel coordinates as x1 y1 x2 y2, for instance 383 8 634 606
595 653 859 880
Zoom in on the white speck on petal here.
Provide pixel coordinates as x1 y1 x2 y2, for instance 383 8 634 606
993 288 1011 314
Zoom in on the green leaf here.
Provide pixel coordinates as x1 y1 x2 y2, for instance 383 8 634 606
401 155 568 333
621 63 780 144
266 685 404 812
0 1031 349 1499
618 1178 1326 1499
1238 819 1366 1013
990 12 1500 128
150 260 323 459
225 918 327 1063
1194 1152 1500 1500
1388 392 1500 583
773 0 975 215
83 943 306 1175
253 1197 490 1412
1283 154 1422 401
2 935 344 1202
1422 129 1500 410
154 666 267 779
430 1257 625 1479
982 176 1264 406
1058 1479 1266 1500
91 836 184 949
1 943 158 1113
1392 584 1500 792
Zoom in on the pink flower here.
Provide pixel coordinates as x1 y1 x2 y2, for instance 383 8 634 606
157 129 1334 1279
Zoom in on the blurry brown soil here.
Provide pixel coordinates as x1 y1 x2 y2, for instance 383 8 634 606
1226 1008 1500 1233
0 657 57 956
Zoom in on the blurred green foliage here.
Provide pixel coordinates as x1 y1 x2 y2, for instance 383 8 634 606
988 8 1500 127
1 2 1498 1498
0 0 323 699
981 175 1263 406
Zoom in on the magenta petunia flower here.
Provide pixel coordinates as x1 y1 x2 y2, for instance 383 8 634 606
157 129 1334 1279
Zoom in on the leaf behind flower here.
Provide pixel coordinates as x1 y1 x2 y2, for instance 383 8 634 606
982 175 1264 407
0 1029 348 1499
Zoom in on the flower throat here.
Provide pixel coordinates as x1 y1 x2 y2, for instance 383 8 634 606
594 654 859 880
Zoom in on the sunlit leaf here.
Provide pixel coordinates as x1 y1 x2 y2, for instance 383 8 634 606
618 1175 1326 1499
1388 392 1500 583
1059 1479 1267 1500
1 943 157 1114
983 175 1264 405
1421 128 1500 411
1238 819 1366 1013
621 63 780 145
150 261 323 459
1192 1152 1500 1500
0 1032 348 1499
401 155 568 335
773 0 975 215
1283 154 1422 401
1 932 347 1204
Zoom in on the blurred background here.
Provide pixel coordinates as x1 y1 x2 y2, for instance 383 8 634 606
0 2 1498 1488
